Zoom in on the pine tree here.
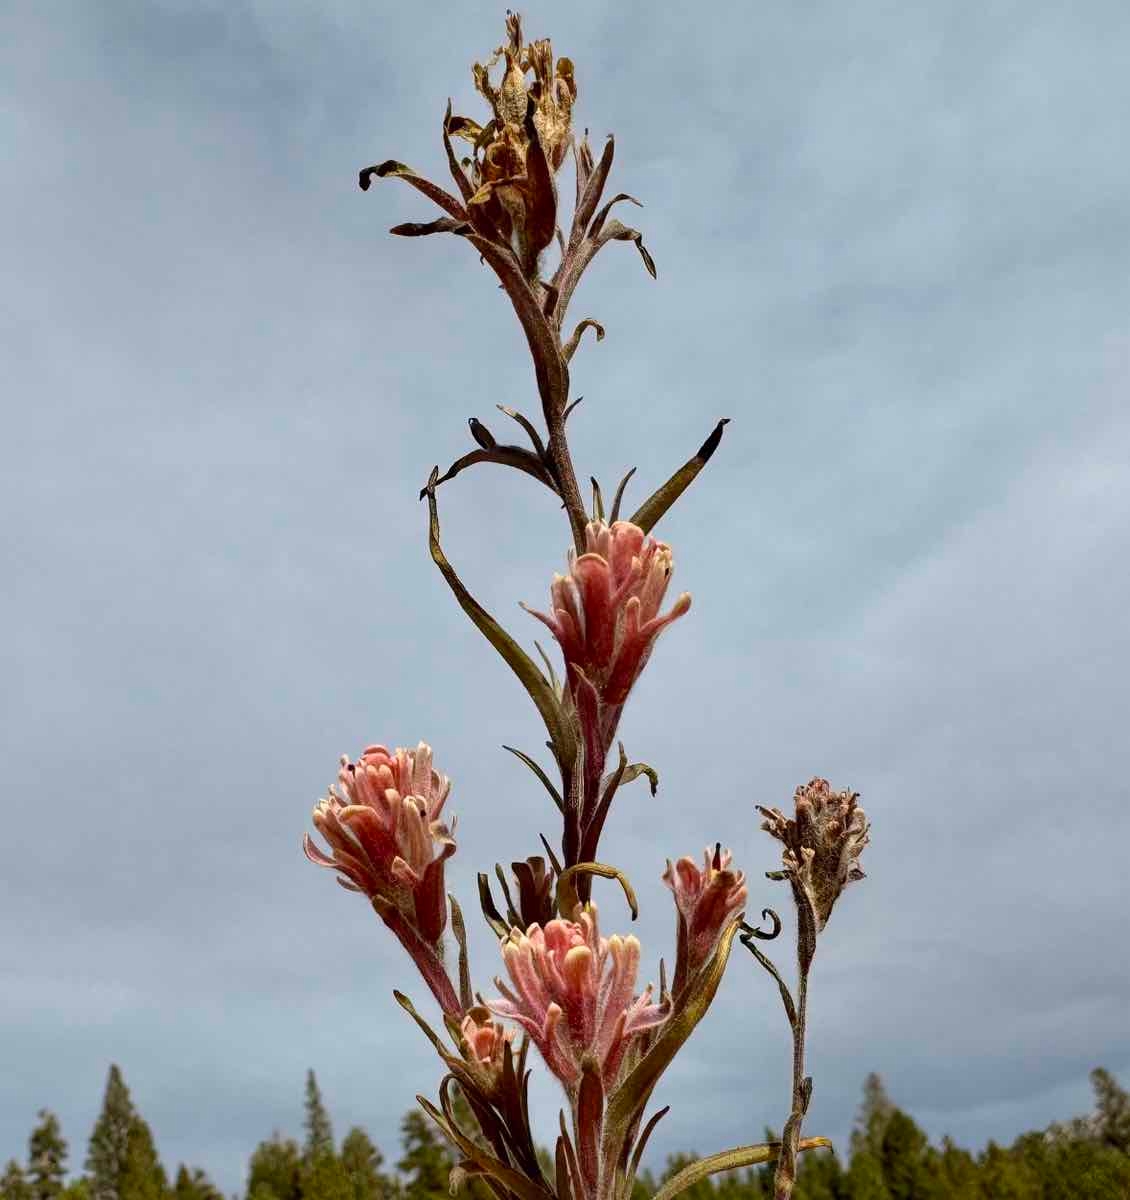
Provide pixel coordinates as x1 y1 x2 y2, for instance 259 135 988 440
171 1167 221 1200
791 1150 842 1200
1 1162 32 1200
28 1112 68 1200
304 1074 335 1163
86 1066 137 1200
1091 1067 1130 1154
397 1112 451 1200
844 1148 890 1200
340 1129 389 1200
246 1136 302 1200
878 1110 928 1200
119 1118 166 1200
850 1075 894 1160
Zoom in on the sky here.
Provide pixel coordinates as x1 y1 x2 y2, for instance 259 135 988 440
3 0 1129 1192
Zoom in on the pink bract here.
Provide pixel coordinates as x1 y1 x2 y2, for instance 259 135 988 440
524 520 691 710
488 904 667 1091
303 742 455 943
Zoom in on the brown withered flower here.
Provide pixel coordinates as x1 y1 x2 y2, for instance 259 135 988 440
460 12 576 275
758 779 869 934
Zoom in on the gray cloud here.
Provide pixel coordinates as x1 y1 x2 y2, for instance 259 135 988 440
3 0 1129 1191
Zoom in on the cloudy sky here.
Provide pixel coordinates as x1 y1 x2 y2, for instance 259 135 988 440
3 0 1129 1192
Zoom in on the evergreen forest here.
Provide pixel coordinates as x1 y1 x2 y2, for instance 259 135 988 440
3 1064 1128 1200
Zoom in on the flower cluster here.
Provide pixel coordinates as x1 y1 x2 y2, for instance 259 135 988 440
488 904 666 1091
462 12 576 273
526 519 691 732
663 845 748 993
303 743 455 944
759 778 870 932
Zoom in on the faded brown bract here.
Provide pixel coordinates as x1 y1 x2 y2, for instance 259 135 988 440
759 778 870 933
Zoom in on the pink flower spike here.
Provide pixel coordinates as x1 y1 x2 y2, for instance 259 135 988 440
488 904 667 1092
663 844 747 994
523 520 690 713
304 741 456 944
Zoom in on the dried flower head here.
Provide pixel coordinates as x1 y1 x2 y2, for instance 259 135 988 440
304 742 455 943
457 12 576 274
524 520 690 728
663 845 748 994
488 904 667 1091
758 779 869 934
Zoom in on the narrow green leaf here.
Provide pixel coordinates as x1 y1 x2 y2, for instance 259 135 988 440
628 419 730 534
449 897 474 1012
605 920 741 1144
591 477 605 522
608 467 636 523
649 1138 832 1200
622 760 659 796
477 873 511 940
424 472 576 769
503 745 565 813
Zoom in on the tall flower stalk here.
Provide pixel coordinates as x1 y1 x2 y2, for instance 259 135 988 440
304 15 869 1200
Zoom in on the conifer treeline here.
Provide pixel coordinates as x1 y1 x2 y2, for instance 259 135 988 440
3 1066 1128 1200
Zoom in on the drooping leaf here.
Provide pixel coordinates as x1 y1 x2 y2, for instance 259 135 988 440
600 219 657 279
588 193 642 240
424 444 558 496
562 318 605 362
628 418 730 534
359 160 467 220
555 862 639 921
424 472 576 768
621 759 659 796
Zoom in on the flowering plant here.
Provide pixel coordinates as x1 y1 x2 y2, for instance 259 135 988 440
305 16 870 1200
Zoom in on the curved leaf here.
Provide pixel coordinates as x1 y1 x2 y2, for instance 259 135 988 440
649 1138 832 1200
359 160 467 220
562 318 605 363
424 472 576 769
556 863 639 921
423 445 558 496
600 219 657 279
628 419 730 534
589 193 642 240
503 745 565 813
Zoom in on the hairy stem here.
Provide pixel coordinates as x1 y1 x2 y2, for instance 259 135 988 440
546 414 588 552
773 963 810 1200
